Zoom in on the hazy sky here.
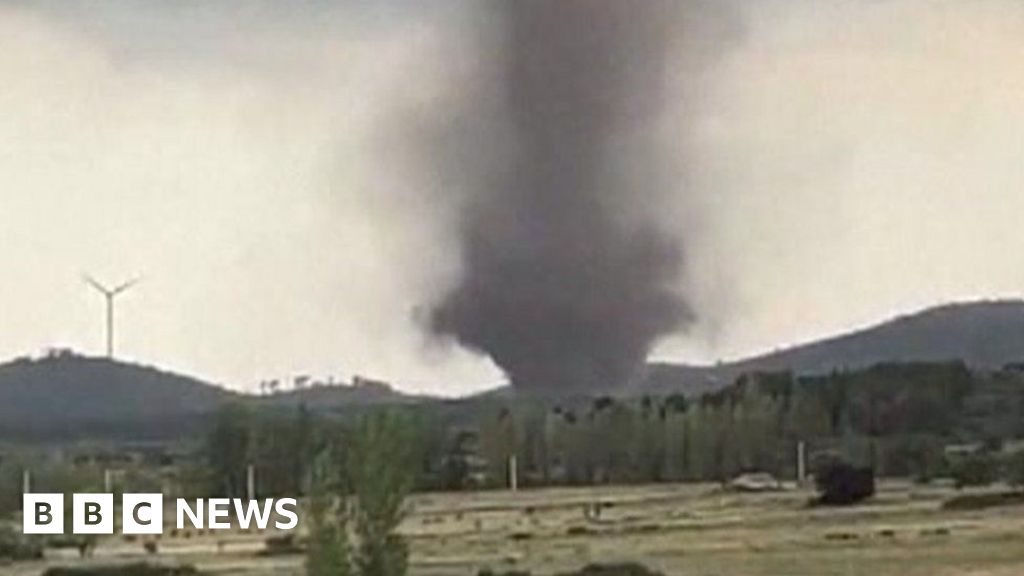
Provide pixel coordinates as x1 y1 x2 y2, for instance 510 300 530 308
1 0 1023 395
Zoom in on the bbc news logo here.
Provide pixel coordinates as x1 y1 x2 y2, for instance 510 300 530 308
23 494 299 535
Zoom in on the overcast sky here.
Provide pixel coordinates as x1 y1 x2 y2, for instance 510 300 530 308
1 0 1023 395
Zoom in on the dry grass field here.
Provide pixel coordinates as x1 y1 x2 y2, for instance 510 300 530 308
7 481 1024 576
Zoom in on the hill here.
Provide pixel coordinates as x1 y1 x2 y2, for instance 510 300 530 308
255 376 427 410
5 300 1024 437
0 352 418 440
643 299 1024 396
0 352 234 440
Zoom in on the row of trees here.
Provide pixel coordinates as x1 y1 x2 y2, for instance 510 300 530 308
440 362 1023 488
5 361 1013 520
197 361 1024 495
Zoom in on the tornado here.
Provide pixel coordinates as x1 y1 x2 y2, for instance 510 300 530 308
430 0 692 394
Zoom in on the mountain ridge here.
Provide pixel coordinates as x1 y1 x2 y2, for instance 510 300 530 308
643 299 1024 396
0 351 418 440
3 299 1024 438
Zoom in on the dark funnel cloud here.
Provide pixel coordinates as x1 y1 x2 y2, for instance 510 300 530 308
430 0 693 393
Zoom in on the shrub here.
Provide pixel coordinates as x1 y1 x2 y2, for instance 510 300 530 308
46 534 85 550
478 570 531 576
260 534 303 557
814 461 875 505
905 437 947 484
565 526 595 536
42 564 199 576
556 563 664 576
949 453 998 489
1005 450 1024 488
0 523 43 562
943 491 1024 511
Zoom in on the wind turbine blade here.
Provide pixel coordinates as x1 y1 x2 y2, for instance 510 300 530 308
82 274 110 294
112 277 141 295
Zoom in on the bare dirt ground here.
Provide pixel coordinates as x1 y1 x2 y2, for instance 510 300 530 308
7 481 1024 576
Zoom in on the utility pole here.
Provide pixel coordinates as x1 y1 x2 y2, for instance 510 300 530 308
508 454 518 492
797 441 807 486
83 275 140 358
246 464 256 501
19 469 31 514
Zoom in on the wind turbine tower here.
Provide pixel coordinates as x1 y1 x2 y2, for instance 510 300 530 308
83 275 140 358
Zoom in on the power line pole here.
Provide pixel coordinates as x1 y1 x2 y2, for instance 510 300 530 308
508 454 518 492
83 275 140 358
247 464 256 501
797 441 807 486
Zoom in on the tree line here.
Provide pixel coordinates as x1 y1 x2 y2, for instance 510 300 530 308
194 361 1024 496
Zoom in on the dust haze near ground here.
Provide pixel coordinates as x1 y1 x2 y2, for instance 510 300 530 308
0 1 1023 394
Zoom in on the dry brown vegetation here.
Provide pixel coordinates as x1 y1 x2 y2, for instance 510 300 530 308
8 481 1024 576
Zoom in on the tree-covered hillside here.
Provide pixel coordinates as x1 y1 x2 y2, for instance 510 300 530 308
644 300 1024 396
0 352 233 440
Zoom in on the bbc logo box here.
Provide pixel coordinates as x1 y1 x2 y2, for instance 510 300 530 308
23 494 298 535
23 493 163 535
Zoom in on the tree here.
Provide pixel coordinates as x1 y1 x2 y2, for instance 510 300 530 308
662 409 690 482
683 404 713 481
734 383 780 474
305 410 417 576
438 430 476 491
305 487 352 576
206 403 252 497
349 411 417 576
633 397 666 482
601 401 638 483
785 385 832 442
250 406 317 497
479 407 518 487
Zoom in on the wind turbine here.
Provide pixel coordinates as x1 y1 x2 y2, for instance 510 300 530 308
83 275 140 358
